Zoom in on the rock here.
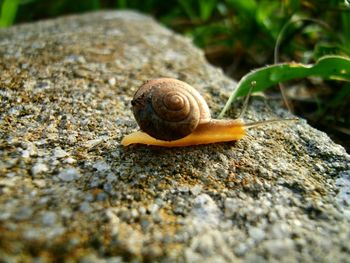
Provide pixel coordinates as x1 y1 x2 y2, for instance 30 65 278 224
0 10 349 262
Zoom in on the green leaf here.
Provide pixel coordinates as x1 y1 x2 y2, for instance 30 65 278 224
219 55 350 118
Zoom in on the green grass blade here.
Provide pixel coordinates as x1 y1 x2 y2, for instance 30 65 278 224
115 0 128 9
225 0 257 19
178 0 197 21
342 10 350 48
218 55 350 118
329 83 350 107
0 0 20 27
199 0 217 21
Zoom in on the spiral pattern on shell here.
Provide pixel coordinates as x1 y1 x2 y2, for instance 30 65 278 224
131 78 211 141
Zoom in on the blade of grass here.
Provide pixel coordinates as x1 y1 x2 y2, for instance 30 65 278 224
274 17 330 64
199 0 217 21
90 0 100 10
178 0 197 21
274 16 330 111
0 0 20 27
315 83 350 122
218 55 350 118
329 83 350 107
115 0 128 9
342 9 350 50
225 0 257 19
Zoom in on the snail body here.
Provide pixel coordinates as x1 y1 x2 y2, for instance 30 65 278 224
121 118 245 147
121 78 294 147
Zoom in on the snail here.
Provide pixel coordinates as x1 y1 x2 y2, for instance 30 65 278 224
121 78 297 147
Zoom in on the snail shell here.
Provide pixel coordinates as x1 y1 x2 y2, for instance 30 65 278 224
131 78 211 141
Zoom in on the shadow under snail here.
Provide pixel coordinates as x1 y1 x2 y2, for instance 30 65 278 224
121 78 297 147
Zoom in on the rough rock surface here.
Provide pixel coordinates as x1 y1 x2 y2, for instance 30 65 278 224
1 11 350 263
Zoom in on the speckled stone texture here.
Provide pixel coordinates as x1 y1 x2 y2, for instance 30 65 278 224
1 11 350 263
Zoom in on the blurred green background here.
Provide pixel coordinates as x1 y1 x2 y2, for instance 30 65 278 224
1 0 350 150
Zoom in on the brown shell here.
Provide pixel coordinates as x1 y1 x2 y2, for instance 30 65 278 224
131 78 211 141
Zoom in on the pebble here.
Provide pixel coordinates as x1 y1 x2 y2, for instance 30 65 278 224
96 192 108 201
184 248 202 263
46 227 65 239
191 194 221 228
93 161 110 172
32 179 46 188
244 254 267 263
24 142 38 157
60 208 72 219
31 162 49 176
224 198 237 217
85 138 103 148
108 77 116 86
23 228 41 240
335 171 350 219
57 168 81 182
234 243 249 256
64 54 86 64
264 239 294 258
53 147 68 158
106 173 117 182
248 227 266 242
178 185 189 193
14 207 33 221
80 202 92 213
67 134 77 144
0 178 16 188
63 157 76 164
191 232 215 256
270 223 290 239
21 150 30 158
80 254 104 263
190 185 202 196
42 211 57 226
0 212 11 221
